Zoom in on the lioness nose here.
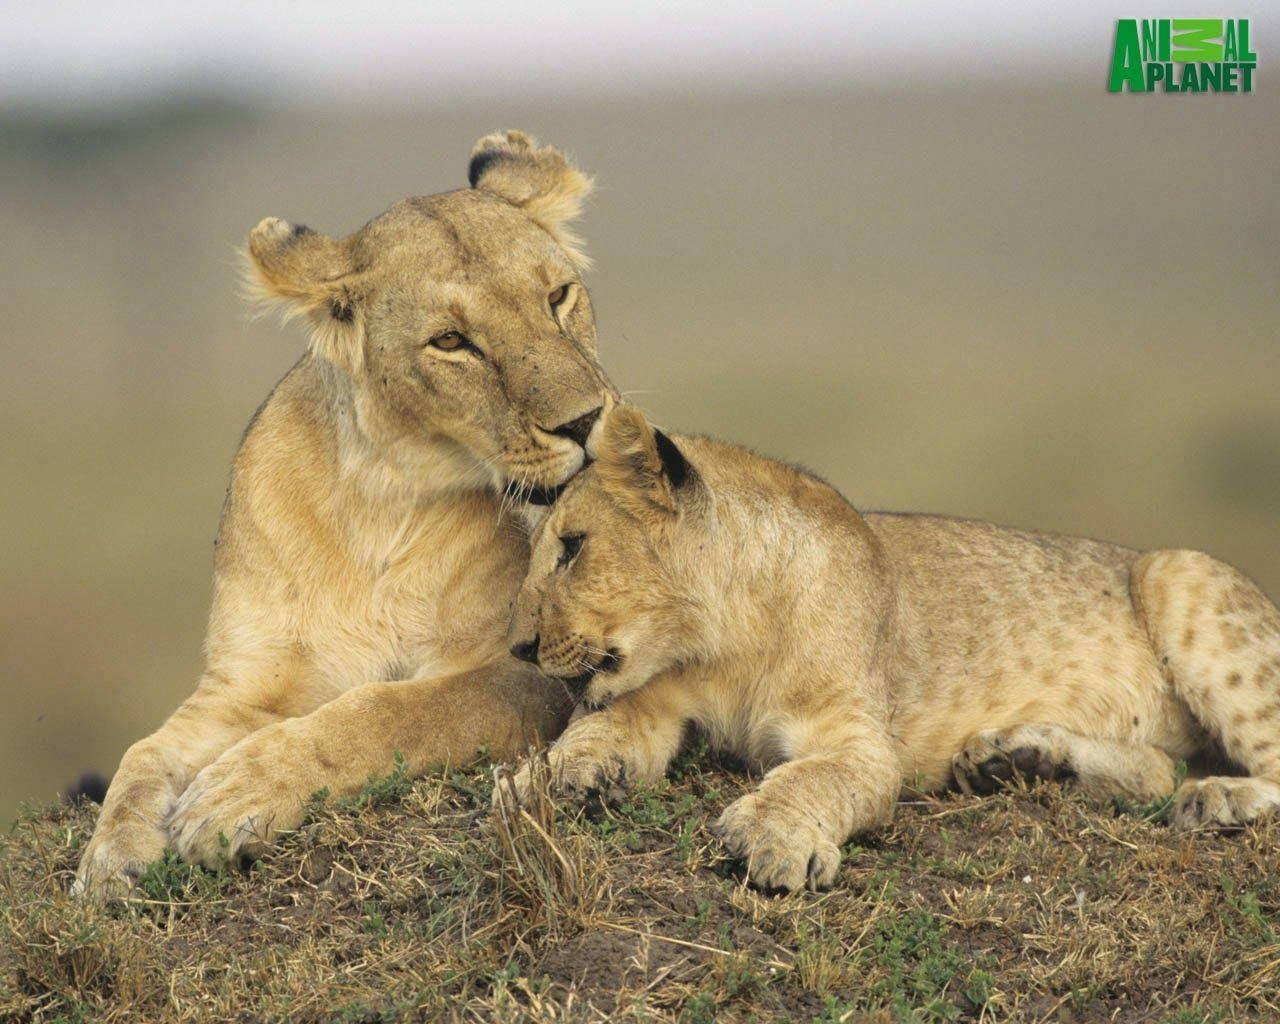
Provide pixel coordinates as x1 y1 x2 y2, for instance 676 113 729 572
549 407 602 448
510 634 540 664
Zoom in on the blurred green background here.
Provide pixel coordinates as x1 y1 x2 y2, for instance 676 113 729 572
2 8 1278 822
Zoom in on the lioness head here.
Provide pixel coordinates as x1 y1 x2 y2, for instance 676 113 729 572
509 404 702 705
246 130 612 502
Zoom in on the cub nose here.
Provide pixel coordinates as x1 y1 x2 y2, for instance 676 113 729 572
549 406 602 448
510 634 540 665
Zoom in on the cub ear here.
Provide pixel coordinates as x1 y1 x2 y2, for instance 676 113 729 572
243 217 366 373
468 130 594 269
597 404 692 513
653 429 691 490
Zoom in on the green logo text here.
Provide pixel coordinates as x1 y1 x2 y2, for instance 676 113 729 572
1109 19 1257 92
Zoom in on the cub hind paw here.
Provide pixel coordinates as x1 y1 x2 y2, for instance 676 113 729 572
952 726 1075 796
1172 777 1280 831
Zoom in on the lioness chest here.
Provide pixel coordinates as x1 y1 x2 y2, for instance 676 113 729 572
301 502 530 693
219 389 531 701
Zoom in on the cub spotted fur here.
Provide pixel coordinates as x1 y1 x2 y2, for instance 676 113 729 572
500 405 1280 892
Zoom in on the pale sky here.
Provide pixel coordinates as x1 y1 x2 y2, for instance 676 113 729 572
7 1 1259 107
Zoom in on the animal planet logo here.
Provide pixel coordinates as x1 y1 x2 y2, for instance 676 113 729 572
1109 19 1257 91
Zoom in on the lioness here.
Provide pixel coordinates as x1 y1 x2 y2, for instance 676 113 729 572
75 131 615 897
501 405 1280 892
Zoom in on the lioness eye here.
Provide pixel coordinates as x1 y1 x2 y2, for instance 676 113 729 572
557 533 584 569
429 331 470 353
548 284 570 311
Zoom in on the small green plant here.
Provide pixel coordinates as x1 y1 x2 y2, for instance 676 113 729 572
1112 760 1188 824
1220 875 1276 945
676 953 765 1024
670 735 713 778
134 850 229 905
361 900 389 937
846 907 996 1022
962 968 995 1011
679 990 717 1024
337 751 413 811
1159 1006 1227 1024
813 994 857 1024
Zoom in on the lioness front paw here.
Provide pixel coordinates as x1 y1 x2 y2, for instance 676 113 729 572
709 792 841 893
952 725 1074 796
73 820 169 900
166 736 306 868
493 747 630 812
1172 776 1280 831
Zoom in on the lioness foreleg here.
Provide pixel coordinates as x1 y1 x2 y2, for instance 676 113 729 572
75 670 290 898
168 660 571 868
710 704 900 893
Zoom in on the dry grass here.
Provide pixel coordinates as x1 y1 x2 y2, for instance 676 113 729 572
3 746 1279 1023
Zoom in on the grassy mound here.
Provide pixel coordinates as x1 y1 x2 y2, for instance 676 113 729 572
2 750 1278 1022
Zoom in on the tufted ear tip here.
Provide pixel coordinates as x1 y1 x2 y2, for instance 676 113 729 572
246 218 339 289
249 216 307 247
242 216 365 372
467 130 594 268
597 405 693 513
467 148 497 190
468 130 537 189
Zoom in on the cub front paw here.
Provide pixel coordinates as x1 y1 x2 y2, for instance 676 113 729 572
492 748 630 812
710 792 841 893
166 746 305 868
73 821 169 900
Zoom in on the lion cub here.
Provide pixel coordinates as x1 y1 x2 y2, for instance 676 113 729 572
499 405 1280 891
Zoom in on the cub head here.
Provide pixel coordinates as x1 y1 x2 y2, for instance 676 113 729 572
246 130 611 502
509 404 703 706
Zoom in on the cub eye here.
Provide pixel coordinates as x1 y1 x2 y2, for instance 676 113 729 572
556 533 585 569
429 331 471 353
548 284 571 312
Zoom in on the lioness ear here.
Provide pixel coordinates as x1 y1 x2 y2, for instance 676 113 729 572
468 130 594 269
243 217 366 373
598 405 692 513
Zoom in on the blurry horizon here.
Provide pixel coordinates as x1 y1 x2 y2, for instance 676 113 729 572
1 6 1278 820
2 1 1183 110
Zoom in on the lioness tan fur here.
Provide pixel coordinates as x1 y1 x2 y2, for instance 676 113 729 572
501 405 1280 892
75 131 616 897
